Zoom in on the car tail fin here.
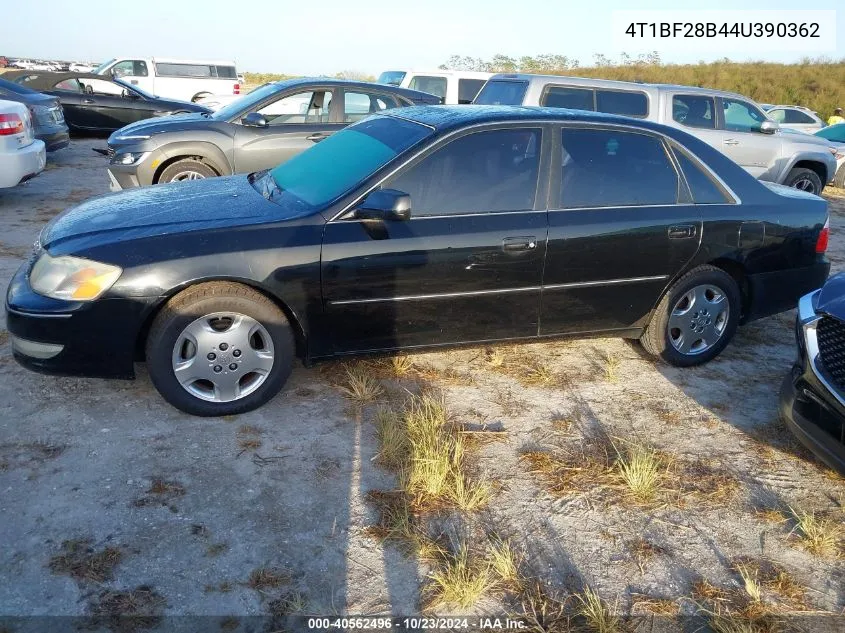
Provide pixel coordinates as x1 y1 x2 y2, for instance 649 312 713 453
816 216 830 254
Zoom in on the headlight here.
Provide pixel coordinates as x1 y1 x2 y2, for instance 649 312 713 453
113 133 150 141
112 151 146 165
30 253 122 301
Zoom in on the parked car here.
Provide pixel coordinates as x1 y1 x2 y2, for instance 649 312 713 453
6 106 830 415
474 74 838 195
0 78 69 151
2 72 210 133
92 57 240 103
0 56 9 68
377 69 491 104
0 100 46 188
105 78 440 189
69 62 98 73
765 105 826 132
813 123 845 188
781 275 845 475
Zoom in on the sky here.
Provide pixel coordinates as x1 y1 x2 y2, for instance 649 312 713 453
3 0 843 75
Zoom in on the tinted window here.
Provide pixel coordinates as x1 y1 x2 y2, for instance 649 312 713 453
560 128 679 208
344 91 398 123
155 63 212 78
268 116 433 209
783 109 815 124
473 80 528 105
672 146 731 204
387 128 541 216
377 71 406 86
257 90 331 125
408 75 447 99
672 95 716 129
214 66 237 79
112 60 148 77
767 108 786 123
595 90 648 117
54 78 83 92
816 124 845 143
722 98 767 133
542 87 593 111
457 79 486 104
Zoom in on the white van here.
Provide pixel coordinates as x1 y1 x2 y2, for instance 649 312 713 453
93 57 240 103
376 69 492 104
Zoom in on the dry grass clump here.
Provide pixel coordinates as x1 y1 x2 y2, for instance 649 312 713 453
616 445 666 503
246 567 292 591
425 544 496 610
575 587 622 633
603 354 622 382
628 537 664 574
49 539 123 583
488 538 521 588
630 594 678 616
677 460 742 506
336 363 384 404
88 585 165 628
788 507 843 559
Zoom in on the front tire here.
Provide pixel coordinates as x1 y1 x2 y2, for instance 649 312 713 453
640 265 740 367
158 159 218 184
146 282 295 416
784 167 823 195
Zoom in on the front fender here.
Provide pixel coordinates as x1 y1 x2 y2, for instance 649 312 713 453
776 150 837 184
155 140 235 182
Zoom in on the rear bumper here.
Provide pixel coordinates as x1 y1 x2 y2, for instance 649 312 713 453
0 139 46 188
38 128 70 152
744 261 830 322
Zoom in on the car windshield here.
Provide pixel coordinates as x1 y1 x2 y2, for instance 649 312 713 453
815 124 845 143
377 71 406 86
0 77 38 95
212 83 281 120
473 80 528 105
255 115 433 209
93 58 116 74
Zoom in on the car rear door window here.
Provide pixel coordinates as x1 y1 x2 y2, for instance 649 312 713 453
54 78 83 92
595 89 648 117
408 75 447 99
343 91 399 123
560 127 679 208
672 95 716 129
672 146 732 204
386 128 542 216
722 98 768 133
783 109 815 124
542 87 594 111
457 79 486 104
257 90 331 125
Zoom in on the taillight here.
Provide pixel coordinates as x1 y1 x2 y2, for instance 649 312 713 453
816 217 829 254
0 112 24 136
233 83 241 95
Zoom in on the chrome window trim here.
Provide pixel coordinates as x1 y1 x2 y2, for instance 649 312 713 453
327 275 669 306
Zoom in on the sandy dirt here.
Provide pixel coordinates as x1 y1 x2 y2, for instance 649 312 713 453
0 140 842 629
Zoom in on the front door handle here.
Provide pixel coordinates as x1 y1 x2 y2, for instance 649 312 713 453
82 99 95 104
723 138 740 145
502 236 537 252
306 133 329 142
668 224 696 239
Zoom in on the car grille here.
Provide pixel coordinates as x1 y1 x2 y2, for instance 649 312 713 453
817 316 845 389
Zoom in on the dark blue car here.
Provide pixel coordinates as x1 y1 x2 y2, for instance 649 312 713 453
0 77 69 151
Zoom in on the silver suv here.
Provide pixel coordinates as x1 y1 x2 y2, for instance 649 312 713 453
475 74 838 195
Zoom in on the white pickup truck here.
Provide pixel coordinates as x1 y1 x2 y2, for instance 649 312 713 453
377 69 492 104
0 100 46 188
93 57 241 103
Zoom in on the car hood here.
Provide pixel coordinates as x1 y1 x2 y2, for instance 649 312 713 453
40 175 305 254
817 273 845 320
109 111 209 142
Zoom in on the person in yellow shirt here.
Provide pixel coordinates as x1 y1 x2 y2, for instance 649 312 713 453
829 108 845 126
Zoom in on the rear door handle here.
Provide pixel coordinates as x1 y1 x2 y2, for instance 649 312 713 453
668 224 696 239
502 236 537 252
306 133 329 142
723 138 740 145
82 99 95 104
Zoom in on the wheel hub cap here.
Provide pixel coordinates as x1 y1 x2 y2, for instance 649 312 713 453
171 312 274 403
667 285 729 355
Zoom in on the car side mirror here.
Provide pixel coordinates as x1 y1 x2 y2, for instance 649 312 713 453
354 189 411 221
241 112 268 128
760 120 779 134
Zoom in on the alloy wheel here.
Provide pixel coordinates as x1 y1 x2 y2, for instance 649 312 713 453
667 284 730 355
792 177 818 194
170 170 206 182
171 312 275 402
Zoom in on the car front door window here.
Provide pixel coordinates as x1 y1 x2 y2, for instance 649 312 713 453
722 98 767 133
386 127 541 216
256 90 331 125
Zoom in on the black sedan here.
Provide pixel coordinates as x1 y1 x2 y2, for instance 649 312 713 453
2 71 209 133
0 77 69 151
781 275 845 475
6 106 830 416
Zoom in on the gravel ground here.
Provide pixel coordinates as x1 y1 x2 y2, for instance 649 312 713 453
0 140 843 630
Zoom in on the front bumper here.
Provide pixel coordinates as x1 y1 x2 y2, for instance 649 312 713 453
5 262 157 379
106 144 159 190
780 291 845 475
0 139 46 188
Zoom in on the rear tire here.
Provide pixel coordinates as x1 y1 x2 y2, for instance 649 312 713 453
640 265 740 367
145 282 295 416
784 167 823 195
158 159 218 184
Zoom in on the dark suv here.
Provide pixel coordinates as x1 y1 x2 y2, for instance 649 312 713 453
106 78 440 190
0 77 69 152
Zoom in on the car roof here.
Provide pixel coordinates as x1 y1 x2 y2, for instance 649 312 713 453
266 77 441 101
